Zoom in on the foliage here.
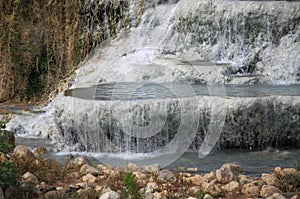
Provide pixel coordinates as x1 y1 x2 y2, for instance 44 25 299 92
0 120 7 128
0 134 12 153
122 172 142 199
0 0 84 102
275 169 300 192
71 188 99 199
42 188 99 199
0 161 37 199
13 155 65 184
294 161 300 171
0 161 19 191
0 0 141 103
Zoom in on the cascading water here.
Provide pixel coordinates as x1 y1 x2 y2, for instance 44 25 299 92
6 0 300 168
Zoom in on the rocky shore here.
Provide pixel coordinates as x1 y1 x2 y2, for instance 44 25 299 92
0 141 300 199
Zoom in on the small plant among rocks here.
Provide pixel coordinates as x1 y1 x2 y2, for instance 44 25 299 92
13 155 65 184
0 134 12 154
0 120 7 129
0 141 37 198
122 172 143 199
274 168 300 192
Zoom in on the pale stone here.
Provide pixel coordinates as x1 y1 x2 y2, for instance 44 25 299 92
56 187 64 191
202 181 221 196
97 164 113 174
241 183 260 198
261 173 278 185
22 172 39 184
216 167 236 183
203 194 214 199
109 170 119 178
222 181 240 192
80 164 99 176
133 171 147 181
75 182 85 189
127 162 141 172
157 169 175 181
147 182 159 190
69 171 81 178
221 163 243 174
239 175 253 185
187 167 198 172
274 167 282 175
260 185 282 197
203 172 216 182
136 179 147 187
95 185 103 192
152 192 162 199
33 146 47 157
145 164 160 173
272 193 286 199
187 197 197 199
82 174 97 183
13 145 34 158
189 186 201 194
37 181 49 191
184 175 203 186
282 168 298 175
145 192 154 199
74 157 88 167
99 191 120 199
44 190 61 199
291 195 300 199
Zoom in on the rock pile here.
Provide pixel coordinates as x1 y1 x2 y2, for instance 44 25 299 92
1 145 300 199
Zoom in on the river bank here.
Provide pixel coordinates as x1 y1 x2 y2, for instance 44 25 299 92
0 141 300 199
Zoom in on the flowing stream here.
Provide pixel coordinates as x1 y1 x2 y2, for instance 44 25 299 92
5 0 300 171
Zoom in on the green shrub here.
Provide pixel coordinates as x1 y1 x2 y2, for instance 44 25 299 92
0 120 7 128
0 161 37 199
13 156 65 184
0 161 19 191
0 135 12 154
122 172 143 199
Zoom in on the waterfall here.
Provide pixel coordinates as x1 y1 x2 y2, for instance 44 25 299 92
6 0 300 167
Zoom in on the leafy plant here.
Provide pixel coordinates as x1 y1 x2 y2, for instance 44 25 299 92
13 156 65 184
0 120 7 128
293 161 300 171
275 169 300 192
122 172 142 199
0 161 19 191
0 134 12 153
0 161 37 199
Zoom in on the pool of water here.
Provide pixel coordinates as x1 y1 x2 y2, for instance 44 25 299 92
15 136 300 176
65 83 300 101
